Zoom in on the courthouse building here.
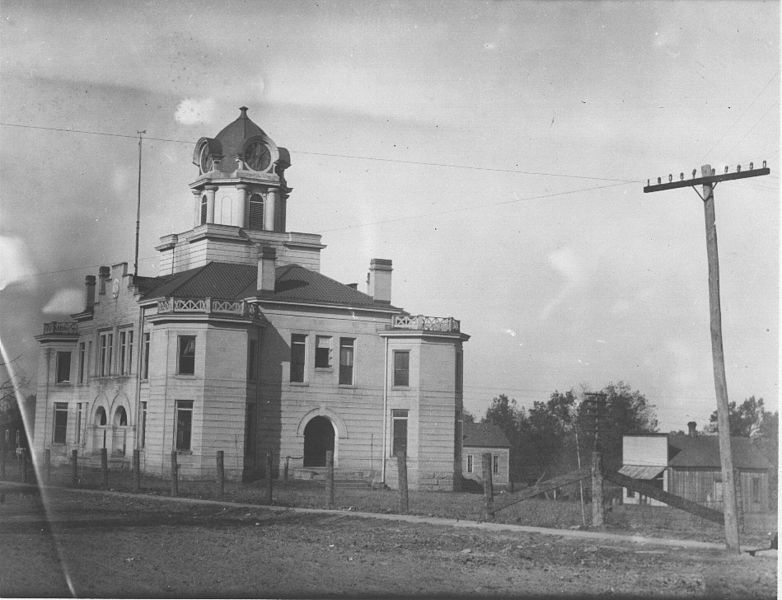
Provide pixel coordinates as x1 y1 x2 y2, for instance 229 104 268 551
33 108 469 490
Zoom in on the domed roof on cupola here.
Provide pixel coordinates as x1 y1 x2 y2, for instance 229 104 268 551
194 107 285 176
214 106 267 157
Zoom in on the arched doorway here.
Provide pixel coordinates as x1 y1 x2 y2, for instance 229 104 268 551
112 406 128 456
303 416 335 467
93 406 107 452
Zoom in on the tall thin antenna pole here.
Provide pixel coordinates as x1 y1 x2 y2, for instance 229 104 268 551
134 130 146 278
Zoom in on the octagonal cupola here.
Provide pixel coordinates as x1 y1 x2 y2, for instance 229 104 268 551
190 107 291 233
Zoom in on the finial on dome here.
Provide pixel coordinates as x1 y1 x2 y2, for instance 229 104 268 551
239 106 249 116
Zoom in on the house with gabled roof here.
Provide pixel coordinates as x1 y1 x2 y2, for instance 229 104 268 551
621 422 772 513
462 421 511 487
32 108 469 490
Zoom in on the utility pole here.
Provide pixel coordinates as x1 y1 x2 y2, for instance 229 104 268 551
644 160 770 553
134 130 146 278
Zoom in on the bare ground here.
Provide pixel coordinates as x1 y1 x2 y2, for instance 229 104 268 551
0 487 776 599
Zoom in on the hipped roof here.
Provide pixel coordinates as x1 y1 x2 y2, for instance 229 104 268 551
140 261 399 310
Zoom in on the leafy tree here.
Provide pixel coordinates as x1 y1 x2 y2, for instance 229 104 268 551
479 382 658 484
0 368 35 450
582 381 659 472
482 395 526 481
706 396 775 438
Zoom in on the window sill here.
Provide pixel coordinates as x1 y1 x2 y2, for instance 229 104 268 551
55 382 71 386
338 384 356 389
289 381 309 387
391 386 410 390
314 367 333 372
174 374 198 379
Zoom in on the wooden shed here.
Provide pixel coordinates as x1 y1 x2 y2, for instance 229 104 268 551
667 433 772 514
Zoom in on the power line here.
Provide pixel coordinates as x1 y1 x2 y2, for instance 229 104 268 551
722 99 780 158
0 120 638 183
700 73 779 163
320 181 635 233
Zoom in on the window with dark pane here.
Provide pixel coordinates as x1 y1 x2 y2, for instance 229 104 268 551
249 193 264 230
392 409 408 457
393 350 409 387
178 335 196 375
53 403 68 444
175 400 193 451
339 338 354 385
56 351 71 383
315 336 331 368
290 334 306 382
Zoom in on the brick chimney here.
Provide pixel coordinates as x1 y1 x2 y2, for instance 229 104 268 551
367 258 392 304
98 266 111 295
687 421 697 437
257 245 277 293
85 275 96 311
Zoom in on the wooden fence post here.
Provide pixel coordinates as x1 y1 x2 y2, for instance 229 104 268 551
396 451 409 514
284 456 289 482
71 449 78 487
44 449 51 484
101 447 109 489
170 451 178 497
132 449 141 492
216 451 224 498
265 451 273 505
482 453 494 521
1 446 5 479
591 451 604 527
734 469 744 533
325 450 335 509
19 448 26 482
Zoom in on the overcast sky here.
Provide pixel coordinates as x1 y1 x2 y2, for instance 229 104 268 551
1 1 778 432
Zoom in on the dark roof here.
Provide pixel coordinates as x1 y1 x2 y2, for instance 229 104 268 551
141 261 398 310
667 434 772 470
214 107 268 166
463 422 511 448
141 263 257 300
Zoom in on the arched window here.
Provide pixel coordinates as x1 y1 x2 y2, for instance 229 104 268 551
200 195 208 225
249 194 264 230
95 407 107 426
113 406 127 427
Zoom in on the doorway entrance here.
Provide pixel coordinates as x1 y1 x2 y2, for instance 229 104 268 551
303 416 334 467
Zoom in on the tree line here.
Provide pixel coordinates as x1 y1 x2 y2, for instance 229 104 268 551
470 382 778 486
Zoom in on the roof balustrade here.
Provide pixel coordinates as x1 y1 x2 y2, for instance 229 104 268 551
156 297 263 320
390 314 460 333
42 321 79 335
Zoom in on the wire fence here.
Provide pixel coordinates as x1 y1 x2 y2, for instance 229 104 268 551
0 447 775 548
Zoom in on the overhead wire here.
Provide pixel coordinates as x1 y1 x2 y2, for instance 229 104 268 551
699 72 779 163
0 120 638 183
3 119 642 277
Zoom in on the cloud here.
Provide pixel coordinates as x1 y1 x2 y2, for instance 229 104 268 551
42 288 84 315
0 236 36 291
175 98 217 125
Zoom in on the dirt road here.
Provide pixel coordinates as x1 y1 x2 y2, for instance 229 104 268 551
0 488 776 598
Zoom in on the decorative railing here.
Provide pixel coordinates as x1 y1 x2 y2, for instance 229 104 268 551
42 321 79 335
156 297 262 320
390 314 461 333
